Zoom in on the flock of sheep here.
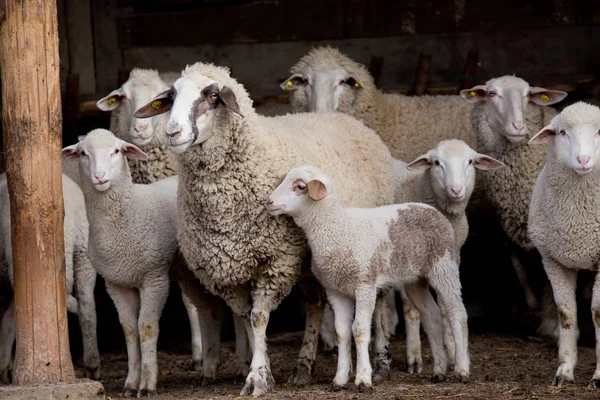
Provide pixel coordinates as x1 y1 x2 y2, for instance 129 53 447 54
0 45 599 397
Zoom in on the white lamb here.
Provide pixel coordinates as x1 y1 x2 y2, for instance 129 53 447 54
460 76 567 339
62 129 194 397
528 102 600 388
267 165 470 389
0 174 100 382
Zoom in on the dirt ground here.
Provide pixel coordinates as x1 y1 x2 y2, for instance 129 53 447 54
90 331 600 400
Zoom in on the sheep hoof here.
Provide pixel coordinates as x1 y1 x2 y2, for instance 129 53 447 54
240 367 274 396
200 376 216 387
588 379 600 389
190 359 203 372
330 383 346 392
85 365 101 380
137 388 156 397
357 383 373 393
120 387 137 397
0 368 12 384
552 374 573 387
407 361 423 374
322 346 338 359
431 373 446 383
287 363 312 386
454 372 469 384
234 363 250 384
373 364 390 382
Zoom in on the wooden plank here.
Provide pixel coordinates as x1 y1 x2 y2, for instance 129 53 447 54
65 0 96 94
412 53 431 95
0 0 74 384
118 0 345 47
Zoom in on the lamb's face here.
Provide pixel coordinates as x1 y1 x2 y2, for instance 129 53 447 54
407 140 504 202
529 102 600 175
62 129 148 191
282 65 362 113
461 76 567 144
266 165 332 217
97 72 171 147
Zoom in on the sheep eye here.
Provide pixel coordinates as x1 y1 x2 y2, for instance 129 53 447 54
114 148 120 154
296 184 306 191
488 91 497 97
433 160 440 166
210 93 218 99
468 159 473 165
560 129 566 136
80 150 87 156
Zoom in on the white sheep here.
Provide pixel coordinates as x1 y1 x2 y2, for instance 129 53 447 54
528 102 600 388
62 129 192 396
96 69 251 377
132 61 394 396
460 75 567 339
267 165 470 389
0 173 100 383
282 46 476 161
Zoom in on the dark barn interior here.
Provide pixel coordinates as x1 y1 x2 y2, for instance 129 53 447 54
2 0 600 399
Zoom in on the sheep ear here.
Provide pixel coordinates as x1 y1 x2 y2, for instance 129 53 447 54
529 124 555 145
121 142 149 160
62 144 80 160
473 154 505 170
528 87 567 106
459 85 487 103
133 89 174 119
97 88 125 111
307 179 327 201
344 77 362 90
406 154 432 171
280 74 306 91
219 86 243 116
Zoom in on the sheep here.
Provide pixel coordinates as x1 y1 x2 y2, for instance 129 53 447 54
460 75 568 339
97 69 251 377
132 61 394 396
62 129 207 396
527 102 600 388
266 164 470 389
0 173 100 383
281 46 477 161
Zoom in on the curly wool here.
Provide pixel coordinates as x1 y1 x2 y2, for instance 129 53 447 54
288 46 476 162
176 62 394 298
473 102 556 249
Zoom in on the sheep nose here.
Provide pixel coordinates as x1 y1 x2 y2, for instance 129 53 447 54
451 186 463 196
166 128 182 139
512 121 524 133
94 172 105 180
266 197 274 205
134 124 148 133
577 155 591 166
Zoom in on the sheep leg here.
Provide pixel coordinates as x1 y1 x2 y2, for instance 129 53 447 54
538 281 560 340
510 252 540 311
179 285 203 371
327 288 354 389
589 270 600 388
372 289 393 382
233 313 251 381
319 304 337 355
240 304 274 396
105 282 141 398
353 285 377 391
137 276 170 396
404 279 448 382
542 257 578 386
429 259 469 382
73 250 100 380
0 300 14 384
398 285 423 374
439 302 456 370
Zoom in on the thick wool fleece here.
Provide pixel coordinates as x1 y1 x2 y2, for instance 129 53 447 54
110 69 179 184
288 46 476 162
473 102 556 249
176 63 394 306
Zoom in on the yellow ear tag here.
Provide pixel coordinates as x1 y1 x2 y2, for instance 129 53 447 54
354 82 361 88
540 94 550 103
108 97 116 105
151 100 162 109
468 91 476 98
285 81 293 89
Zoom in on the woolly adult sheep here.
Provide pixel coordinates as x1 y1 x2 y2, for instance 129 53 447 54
266 164 470 389
527 102 600 387
282 46 476 161
0 174 100 383
460 76 567 338
133 61 394 396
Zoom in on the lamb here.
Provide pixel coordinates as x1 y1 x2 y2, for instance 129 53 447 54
132 61 394 396
97 69 251 377
460 75 568 338
282 46 477 161
0 173 100 383
62 129 211 397
527 102 600 388
267 164 470 389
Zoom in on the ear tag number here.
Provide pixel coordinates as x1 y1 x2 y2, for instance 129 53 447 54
108 97 117 105
151 100 162 109
540 94 550 103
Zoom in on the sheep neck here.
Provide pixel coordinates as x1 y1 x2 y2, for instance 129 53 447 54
293 195 348 255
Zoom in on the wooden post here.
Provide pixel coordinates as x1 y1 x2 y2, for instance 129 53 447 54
412 53 431 96
0 0 74 385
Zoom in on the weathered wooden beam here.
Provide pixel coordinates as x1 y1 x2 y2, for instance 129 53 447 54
461 50 479 90
0 0 73 385
411 53 431 95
